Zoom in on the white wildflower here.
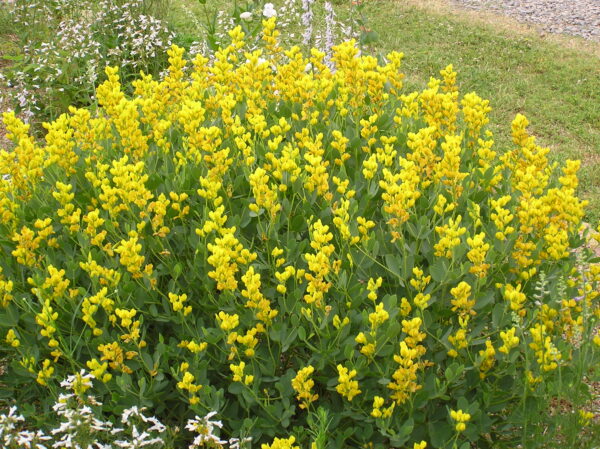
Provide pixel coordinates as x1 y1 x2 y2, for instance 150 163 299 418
186 412 225 448
114 424 164 448
240 11 252 21
15 429 51 449
263 3 277 18
301 0 314 46
229 436 253 449
0 406 25 444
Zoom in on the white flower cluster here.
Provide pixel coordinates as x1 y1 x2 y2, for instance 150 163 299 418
0 371 250 449
182 0 352 65
2 0 174 120
262 3 277 19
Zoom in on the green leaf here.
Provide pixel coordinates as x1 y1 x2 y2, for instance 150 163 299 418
445 362 464 384
360 31 379 46
492 303 506 329
384 254 402 280
429 419 453 447
430 259 448 283
228 381 243 395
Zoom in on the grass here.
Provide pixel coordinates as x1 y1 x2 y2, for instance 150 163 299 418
167 0 600 224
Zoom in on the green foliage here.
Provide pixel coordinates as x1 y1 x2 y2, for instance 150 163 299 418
0 9 598 449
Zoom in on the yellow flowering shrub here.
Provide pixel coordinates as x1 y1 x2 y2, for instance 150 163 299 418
0 20 598 449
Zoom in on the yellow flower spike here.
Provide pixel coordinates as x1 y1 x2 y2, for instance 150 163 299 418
230 361 253 384
434 215 466 258
216 311 239 332
261 17 281 55
529 323 561 372
450 409 471 433
0 271 15 308
335 364 361 401
41 265 70 300
371 396 385 418
379 159 421 231
303 220 336 308
366 277 383 301
36 359 54 386
5 329 20 348
499 327 520 354
467 232 490 278
578 409 594 426
261 436 299 449
168 292 191 316
292 365 319 409
450 282 475 317
87 359 112 383
502 283 527 315
332 199 359 245
368 302 389 329
478 339 496 378
249 167 281 218
461 92 491 140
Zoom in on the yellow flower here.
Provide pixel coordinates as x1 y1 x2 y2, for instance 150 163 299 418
335 364 361 401
450 409 471 432
499 327 520 354
450 281 475 317
36 359 54 386
230 361 253 385
368 302 389 329
86 359 112 383
478 339 496 379
249 167 281 218
370 396 385 418
261 436 299 449
5 329 20 348
466 232 490 278
502 283 527 316
434 215 466 258
241 266 278 324
529 323 561 372
216 311 239 332
388 340 423 405
448 328 468 357
367 277 383 301
114 232 147 278
578 409 594 426
291 365 319 409
168 292 192 316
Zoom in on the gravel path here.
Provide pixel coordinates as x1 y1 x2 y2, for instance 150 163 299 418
449 0 600 41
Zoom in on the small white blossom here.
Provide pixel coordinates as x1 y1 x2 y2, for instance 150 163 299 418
263 2 277 18
240 11 252 21
186 412 225 448
229 436 253 449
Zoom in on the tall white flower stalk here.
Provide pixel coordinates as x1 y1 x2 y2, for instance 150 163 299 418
301 0 315 47
323 2 336 70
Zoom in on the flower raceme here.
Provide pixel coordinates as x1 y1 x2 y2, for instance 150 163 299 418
0 18 597 449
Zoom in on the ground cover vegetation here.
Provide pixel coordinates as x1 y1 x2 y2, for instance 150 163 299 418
0 1 599 448
0 0 174 123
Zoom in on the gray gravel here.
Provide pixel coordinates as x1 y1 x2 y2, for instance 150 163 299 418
449 0 600 41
